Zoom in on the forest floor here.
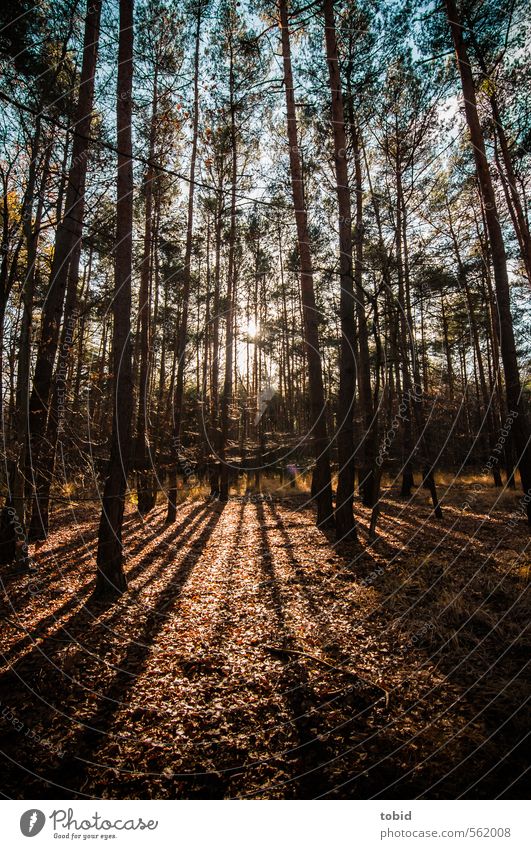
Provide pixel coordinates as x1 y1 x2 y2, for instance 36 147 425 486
0 481 529 799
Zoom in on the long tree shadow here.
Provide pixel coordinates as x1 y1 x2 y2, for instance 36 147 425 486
1 502 226 798
171 500 252 799
208 500 246 647
2 504 201 620
282 497 408 584
0 504 216 790
0 506 214 749
265 501 401 798
273 501 531 800
252 500 344 798
0 503 210 666
0 510 146 598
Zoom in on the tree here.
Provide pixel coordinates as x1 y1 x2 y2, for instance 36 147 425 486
322 0 358 540
167 0 204 521
444 0 531 523
25 0 103 541
95 0 135 596
278 0 333 527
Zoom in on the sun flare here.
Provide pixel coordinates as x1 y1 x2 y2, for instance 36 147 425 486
245 318 259 338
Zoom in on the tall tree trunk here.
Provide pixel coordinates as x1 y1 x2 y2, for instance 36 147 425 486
26 0 102 513
27 6 103 542
447 204 502 486
135 67 158 516
444 0 531 523
10 124 49 557
16 122 47 438
323 0 357 540
167 2 202 521
279 0 333 526
467 27 531 284
95 0 134 597
396 148 442 515
395 148 415 498
219 29 237 503
278 220 293 430
207 198 223 498
439 292 454 399
351 121 377 507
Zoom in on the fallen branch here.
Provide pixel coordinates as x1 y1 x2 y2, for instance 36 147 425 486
263 643 389 707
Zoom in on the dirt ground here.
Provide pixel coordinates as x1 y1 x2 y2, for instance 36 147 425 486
0 483 529 799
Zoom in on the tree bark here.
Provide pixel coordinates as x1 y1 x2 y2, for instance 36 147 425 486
323 0 357 540
466 27 531 285
135 66 158 516
95 0 134 596
219 25 238 503
351 122 377 507
447 203 502 486
279 0 333 526
444 0 531 523
167 2 202 521
26 0 102 512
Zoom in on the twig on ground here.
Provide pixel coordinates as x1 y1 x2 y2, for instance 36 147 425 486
263 643 389 707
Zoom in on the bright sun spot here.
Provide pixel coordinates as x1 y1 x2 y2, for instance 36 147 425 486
246 319 258 338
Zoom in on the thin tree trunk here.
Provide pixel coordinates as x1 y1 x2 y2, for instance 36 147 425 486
208 199 223 497
135 68 158 516
395 149 415 498
351 122 377 507
10 127 50 554
323 0 357 540
167 3 202 521
219 32 237 503
447 205 502 486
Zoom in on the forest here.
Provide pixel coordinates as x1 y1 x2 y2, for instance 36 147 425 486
0 0 529 800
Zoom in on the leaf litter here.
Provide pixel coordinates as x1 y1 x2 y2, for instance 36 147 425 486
0 486 529 798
